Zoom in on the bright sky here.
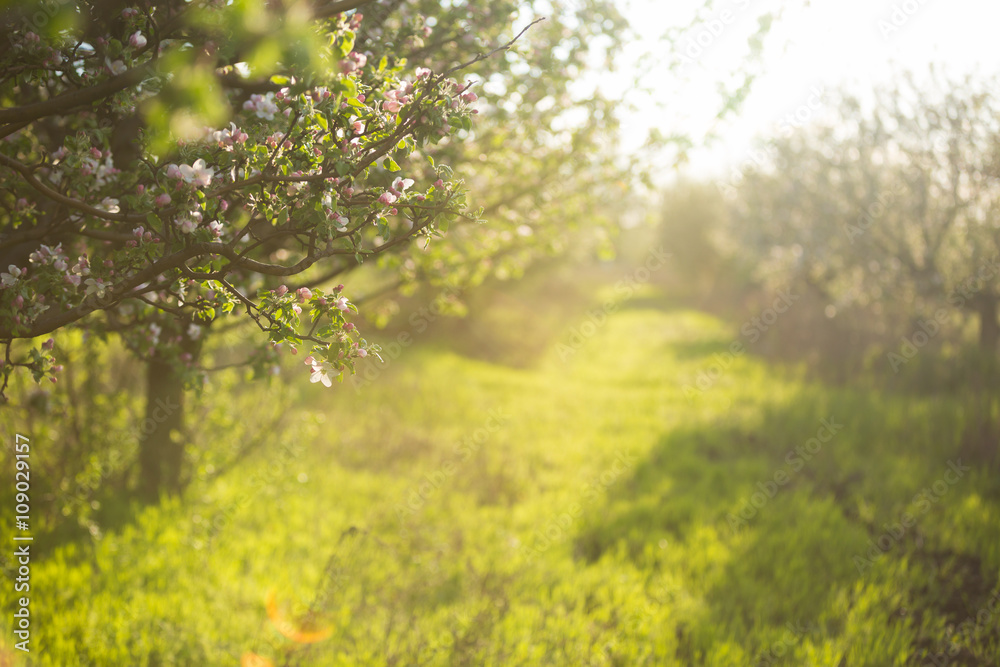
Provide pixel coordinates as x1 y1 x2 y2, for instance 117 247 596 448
611 0 1000 180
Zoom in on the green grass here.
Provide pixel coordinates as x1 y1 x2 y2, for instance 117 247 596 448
3 280 1000 666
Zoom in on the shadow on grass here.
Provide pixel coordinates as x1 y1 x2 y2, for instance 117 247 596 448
571 386 1000 662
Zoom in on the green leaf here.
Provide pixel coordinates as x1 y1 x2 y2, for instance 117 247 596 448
341 77 357 99
339 31 355 58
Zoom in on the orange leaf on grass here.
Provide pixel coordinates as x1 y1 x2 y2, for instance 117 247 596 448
241 652 274 667
265 589 333 644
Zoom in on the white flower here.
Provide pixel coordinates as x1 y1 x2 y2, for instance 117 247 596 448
1 265 22 287
242 93 279 120
392 177 414 192
178 159 214 187
84 278 108 298
309 361 340 388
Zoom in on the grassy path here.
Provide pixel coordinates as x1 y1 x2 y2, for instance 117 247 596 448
6 288 1000 665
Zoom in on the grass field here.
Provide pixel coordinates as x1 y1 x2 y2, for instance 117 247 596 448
3 271 1000 666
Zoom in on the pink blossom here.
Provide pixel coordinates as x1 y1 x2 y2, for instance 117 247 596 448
341 51 368 74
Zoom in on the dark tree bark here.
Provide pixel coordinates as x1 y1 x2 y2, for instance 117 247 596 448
138 335 200 502
975 294 999 353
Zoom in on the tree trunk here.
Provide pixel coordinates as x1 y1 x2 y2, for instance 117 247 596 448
138 336 200 502
977 296 999 353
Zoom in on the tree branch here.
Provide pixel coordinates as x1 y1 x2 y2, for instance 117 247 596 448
0 63 153 126
0 152 145 224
